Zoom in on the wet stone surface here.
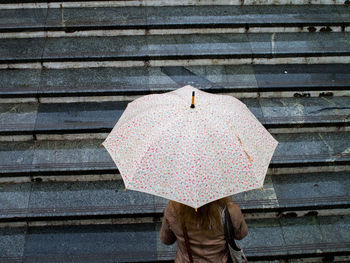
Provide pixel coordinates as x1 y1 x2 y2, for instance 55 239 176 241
253 64 350 90
316 132 350 162
147 34 252 58
0 69 41 97
271 132 339 165
274 33 324 56
28 180 156 217
0 8 47 31
23 223 158 263
0 141 35 174
0 171 348 220
337 6 350 23
31 139 115 173
280 216 323 248
2 64 349 99
233 175 278 210
259 96 350 127
0 103 39 134
0 183 31 217
318 215 350 245
237 218 284 256
46 7 147 30
240 5 343 26
0 215 348 261
0 227 27 259
1 130 348 175
146 6 245 27
43 36 149 61
247 33 272 56
272 132 350 165
275 33 350 56
35 101 127 132
2 5 346 32
0 38 45 63
39 67 151 96
1 96 349 135
272 171 350 208
187 65 258 92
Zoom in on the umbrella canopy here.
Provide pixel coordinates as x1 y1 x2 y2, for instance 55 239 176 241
102 85 278 209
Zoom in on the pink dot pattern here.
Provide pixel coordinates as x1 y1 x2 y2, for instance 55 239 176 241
103 85 279 209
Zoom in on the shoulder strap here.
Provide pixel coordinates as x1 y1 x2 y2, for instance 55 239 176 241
223 207 241 251
181 219 194 263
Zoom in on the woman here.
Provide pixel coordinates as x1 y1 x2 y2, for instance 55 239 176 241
160 197 248 263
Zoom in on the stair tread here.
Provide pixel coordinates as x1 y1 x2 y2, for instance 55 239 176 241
0 131 349 175
1 6 349 32
2 33 350 64
1 96 350 135
1 64 349 98
1 215 349 261
0 172 349 220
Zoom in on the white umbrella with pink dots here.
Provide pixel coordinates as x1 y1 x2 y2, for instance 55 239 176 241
102 85 278 209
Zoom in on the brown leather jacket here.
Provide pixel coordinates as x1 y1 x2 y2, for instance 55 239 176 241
160 200 248 263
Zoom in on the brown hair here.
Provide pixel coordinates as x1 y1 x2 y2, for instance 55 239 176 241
170 197 232 232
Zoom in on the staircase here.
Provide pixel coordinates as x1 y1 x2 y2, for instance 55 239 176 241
1 1 350 262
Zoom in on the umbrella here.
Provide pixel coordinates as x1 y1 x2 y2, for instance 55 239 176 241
102 85 278 209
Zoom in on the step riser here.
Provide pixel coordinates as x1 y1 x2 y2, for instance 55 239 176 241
269 126 350 134
1 208 349 228
1 90 349 104
2 125 350 142
37 90 350 102
0 26 345 38
0 173 121 184
271 165 350 175
3 57 350 66
2 56 350 69
0 165 349 184
0 0 345 9
0 217 158 228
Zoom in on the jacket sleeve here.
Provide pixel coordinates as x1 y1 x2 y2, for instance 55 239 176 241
228 202 248 240
160 204 177 245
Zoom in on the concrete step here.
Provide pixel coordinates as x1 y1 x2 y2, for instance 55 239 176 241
0 131 349 178
1 96 350 137
1 64 350 100
0 215 349 262
1 32 350 64
0 172 349 222
0 6 349 33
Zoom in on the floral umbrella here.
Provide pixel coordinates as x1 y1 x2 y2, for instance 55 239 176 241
102 85 278 209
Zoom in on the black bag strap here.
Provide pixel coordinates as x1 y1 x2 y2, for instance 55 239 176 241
181 219 194 263
223 207 241 252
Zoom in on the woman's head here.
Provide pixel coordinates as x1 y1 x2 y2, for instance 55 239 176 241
170 197 232 232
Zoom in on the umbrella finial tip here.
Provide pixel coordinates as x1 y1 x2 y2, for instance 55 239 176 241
195 208 198 212
124 188 127 192
261 186 264 191
190 91 195 109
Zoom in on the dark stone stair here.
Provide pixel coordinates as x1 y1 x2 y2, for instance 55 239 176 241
0 215 349 262
2 33 350 64
1 96 350 135
0 172 349 222
1 64 349 98
1 6 349 32
0 131 349 176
